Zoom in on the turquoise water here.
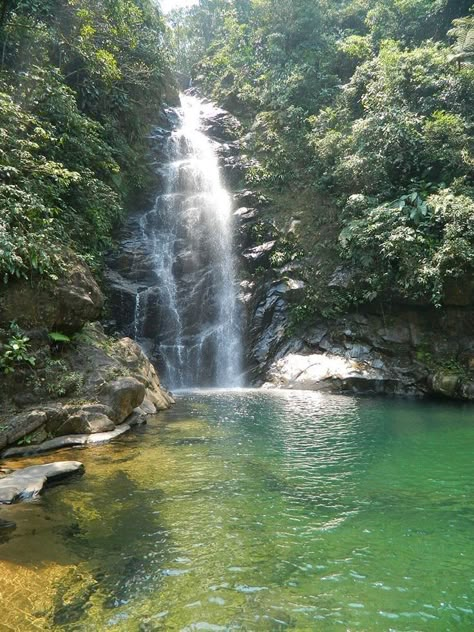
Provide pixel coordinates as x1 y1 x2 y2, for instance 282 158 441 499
1 390 473 630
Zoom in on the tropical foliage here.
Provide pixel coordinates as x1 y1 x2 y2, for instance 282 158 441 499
0 0 172 282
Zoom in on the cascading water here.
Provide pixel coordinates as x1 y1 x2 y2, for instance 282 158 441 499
134 94 242 389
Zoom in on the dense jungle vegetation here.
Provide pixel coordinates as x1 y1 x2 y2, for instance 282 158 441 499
0 0 173 283
0 0 473 316
171 0 474 313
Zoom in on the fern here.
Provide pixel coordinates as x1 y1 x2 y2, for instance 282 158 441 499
448 16 474 66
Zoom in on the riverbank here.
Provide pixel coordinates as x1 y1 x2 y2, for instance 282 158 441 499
0 245 175 452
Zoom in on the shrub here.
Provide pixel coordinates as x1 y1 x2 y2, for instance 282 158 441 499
339 186 474 305
0 323 36 374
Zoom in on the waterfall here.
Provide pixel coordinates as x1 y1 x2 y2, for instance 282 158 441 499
135 94 242 389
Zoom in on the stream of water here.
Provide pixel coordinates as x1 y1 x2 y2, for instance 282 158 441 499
1 390 473 630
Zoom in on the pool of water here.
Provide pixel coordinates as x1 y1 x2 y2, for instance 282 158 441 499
0 389 473 630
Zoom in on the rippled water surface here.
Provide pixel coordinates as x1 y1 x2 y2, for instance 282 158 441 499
1 390 473 630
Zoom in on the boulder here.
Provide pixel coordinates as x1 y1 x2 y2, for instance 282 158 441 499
304 327 329 347
328 266 355 290
199 103 242 141
0 410 49 451
242 241 276 271
459 380 474 400
430 372 461 398
234 207 258 222
146 387 175 411
106 336 175 410
0 255 103 332
127 409 148 427
99 377 146 423
0 324 173 451
55 410 115 436
0 462 84 504
38 404 117 438
140 397 157 414
221 154 247 188
233 189 269 209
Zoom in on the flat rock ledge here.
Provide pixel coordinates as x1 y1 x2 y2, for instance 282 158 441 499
2 424 132 459
263 352 401 394
0 462 84 504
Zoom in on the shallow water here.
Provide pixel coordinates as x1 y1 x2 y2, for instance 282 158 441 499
0 390 473 631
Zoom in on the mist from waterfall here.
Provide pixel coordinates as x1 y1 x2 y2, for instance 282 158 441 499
134 94 242 389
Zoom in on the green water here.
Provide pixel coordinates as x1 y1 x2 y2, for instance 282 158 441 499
1 390 473 631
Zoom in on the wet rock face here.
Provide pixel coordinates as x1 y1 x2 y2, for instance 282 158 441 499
243 276 306 378
200 94 474 400
263 352 400 394
106 95 243 388
250 291 474 398
105 216 157 342
191 97 242 143
242 241 277 272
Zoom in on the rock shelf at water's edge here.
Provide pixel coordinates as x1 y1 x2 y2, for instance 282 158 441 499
0 461 84 504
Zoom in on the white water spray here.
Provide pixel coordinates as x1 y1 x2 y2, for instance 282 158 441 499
135 94 242 388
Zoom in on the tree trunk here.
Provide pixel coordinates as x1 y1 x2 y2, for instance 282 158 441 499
0 0 10 33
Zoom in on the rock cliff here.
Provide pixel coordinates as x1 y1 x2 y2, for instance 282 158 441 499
236 202 474 400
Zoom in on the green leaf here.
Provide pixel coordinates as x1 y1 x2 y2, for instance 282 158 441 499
48 332 71 343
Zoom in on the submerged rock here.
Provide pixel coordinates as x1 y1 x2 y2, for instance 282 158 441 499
0 517 16 543
0 462 84 504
